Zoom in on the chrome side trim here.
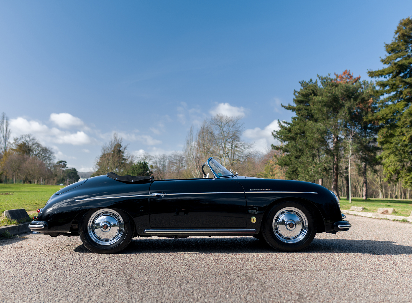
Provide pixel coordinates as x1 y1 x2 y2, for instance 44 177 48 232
75 191 318 202
144 228 256 235
154 191 318 196
338 224 351 229
246 191 318 194
75 194 151 201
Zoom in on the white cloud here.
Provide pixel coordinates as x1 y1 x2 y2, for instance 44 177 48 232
10 117 92 145
82 149 90 153
54 131 91 145
210 103 246 118
177 102 204 126
243 120 280 153
98 131 161 146
50 113 85 129
133 147 177 157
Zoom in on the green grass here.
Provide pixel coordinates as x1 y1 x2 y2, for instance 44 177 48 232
0 184 62 215
340 198 412 217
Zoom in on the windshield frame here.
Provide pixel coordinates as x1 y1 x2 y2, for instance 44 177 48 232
205 157 234 179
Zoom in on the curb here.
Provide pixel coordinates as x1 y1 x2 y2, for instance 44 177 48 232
342 210 412 222
0 223 31 237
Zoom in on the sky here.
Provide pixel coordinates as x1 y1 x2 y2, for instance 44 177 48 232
1 1 411 172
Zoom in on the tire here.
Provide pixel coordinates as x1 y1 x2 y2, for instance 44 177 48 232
261 201 316 252
79 208 134 254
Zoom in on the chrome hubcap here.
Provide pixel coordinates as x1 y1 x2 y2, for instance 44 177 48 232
87 209 125 246
272 207 308 244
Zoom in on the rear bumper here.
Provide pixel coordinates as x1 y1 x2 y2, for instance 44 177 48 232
28 221 48 231
333 220 351 231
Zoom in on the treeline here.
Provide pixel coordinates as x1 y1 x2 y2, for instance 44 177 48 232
92 115 277 180
273 17 412 200
0 126 79 185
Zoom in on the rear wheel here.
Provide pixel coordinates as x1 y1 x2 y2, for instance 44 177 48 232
79 208 133 254
262 202 316 252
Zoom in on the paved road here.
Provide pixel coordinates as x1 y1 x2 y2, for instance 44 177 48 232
1 215 412 302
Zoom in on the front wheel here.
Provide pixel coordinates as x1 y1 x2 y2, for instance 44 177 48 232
79 208 134 254
262 202 316 252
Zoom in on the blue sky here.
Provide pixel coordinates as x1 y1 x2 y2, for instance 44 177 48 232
1 1 411 171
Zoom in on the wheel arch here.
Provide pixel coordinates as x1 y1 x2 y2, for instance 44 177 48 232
71 204 138 237
260 197 326 233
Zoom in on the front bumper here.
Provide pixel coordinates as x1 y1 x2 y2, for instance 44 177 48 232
29 221 48 231
333 220 351 231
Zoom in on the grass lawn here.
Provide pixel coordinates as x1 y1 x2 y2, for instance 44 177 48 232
340 197 412 217
0 184 63 227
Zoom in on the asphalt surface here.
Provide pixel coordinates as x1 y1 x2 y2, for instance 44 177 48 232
1 215 412 303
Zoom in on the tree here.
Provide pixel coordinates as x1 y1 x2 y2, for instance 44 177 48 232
92 133 131 176
273 72 373 198
256 151 286 179
349 83 380 200
273 78 332 185
12 134 55 168
367 17 412 188
63 168 80 184
125 161 152 176
2 152 27 183
21 156 50 184
0 112 11 153
183 114 251 178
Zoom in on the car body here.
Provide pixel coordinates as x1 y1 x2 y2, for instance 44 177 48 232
29 157 350 253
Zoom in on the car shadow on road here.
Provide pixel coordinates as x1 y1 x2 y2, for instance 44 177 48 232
309 238 412 255
72 236 412 255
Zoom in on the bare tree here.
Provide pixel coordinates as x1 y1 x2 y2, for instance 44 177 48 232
12 134 55 168
166 152 186 179
150 154 169 180
209 114 250 168
21 156 49 184
3 152 27 183
0 112 11 153
183 114 251 176
184 126 205 178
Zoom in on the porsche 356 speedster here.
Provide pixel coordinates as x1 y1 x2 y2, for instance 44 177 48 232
29 157 350 253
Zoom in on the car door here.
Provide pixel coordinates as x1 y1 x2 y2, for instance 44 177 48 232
149 178 248 228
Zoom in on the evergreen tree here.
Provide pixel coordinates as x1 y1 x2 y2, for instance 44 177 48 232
273 72 377 198
92 133 130 176
125 161 152 176
367 17 412 188
273 78 331 185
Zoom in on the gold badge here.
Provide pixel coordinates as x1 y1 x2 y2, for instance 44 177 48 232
251 217 256 223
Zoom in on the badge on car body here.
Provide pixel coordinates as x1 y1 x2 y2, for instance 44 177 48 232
251 217 256 223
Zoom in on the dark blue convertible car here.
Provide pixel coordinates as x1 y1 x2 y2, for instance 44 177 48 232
29 157 350 253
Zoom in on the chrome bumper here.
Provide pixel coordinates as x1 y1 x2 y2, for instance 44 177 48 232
333 220 351 231
29 221 48 231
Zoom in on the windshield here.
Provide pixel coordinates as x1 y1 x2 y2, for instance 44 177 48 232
204 157 233 178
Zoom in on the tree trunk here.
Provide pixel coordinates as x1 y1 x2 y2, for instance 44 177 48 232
344 172 349 200
318 178 323 186
362 162 367 200
332 135 340 198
